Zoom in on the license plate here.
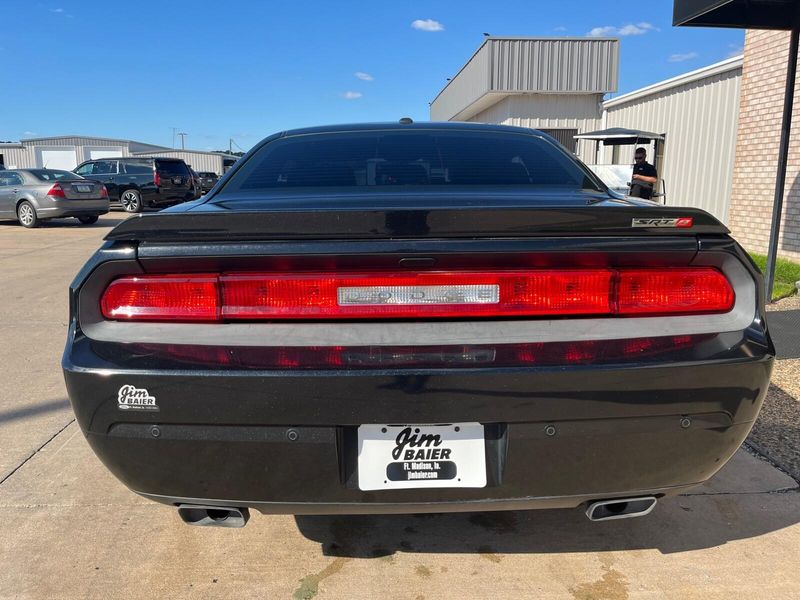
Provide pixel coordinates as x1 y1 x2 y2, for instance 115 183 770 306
75 185 92 193
172 177 182 185
357 423 486 491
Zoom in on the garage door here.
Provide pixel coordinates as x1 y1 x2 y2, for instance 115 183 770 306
88 148 124 160
38 149 78 170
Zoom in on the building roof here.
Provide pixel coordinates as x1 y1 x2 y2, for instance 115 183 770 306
131 149 241 158
430 37 620 122
19 135 169 149
603 55 743 109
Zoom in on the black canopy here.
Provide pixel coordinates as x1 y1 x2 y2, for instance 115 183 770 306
674 0 800 29
574 128 665 146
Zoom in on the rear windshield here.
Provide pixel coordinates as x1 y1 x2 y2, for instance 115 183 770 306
224 130 602 193
156 160 189 176
29 169 82 181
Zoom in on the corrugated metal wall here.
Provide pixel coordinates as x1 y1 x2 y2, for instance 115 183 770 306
134 151 225 174
467 94 603 162
490 38 619 93
603 66 741 222
431 38 618 122
430 44 491 121
0 146 33 168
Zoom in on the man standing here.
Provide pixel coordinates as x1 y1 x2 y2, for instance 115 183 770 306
629 147 658 199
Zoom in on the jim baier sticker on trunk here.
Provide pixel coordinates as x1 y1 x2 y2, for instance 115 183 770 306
117 385 159 411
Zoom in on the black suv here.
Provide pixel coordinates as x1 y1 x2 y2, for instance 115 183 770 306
74 157 195 213
196 171 219 192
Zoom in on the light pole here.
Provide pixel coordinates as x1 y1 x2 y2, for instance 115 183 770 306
178 132 187 150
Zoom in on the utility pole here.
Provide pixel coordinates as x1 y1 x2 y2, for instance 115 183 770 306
178 132 187 150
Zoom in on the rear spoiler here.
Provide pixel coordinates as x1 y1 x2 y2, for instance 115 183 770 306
105 206 729 243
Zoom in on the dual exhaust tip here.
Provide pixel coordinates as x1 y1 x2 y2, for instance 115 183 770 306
585 496 657 521
177 505 250 528
177 496 657 528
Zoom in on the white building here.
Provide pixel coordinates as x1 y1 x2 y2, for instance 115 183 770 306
431 38 743 222
0 136 239 175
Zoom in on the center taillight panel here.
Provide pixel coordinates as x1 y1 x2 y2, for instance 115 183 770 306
99 268 735 322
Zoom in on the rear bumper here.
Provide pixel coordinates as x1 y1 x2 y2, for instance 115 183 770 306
63 341 772 514
38 199 109 218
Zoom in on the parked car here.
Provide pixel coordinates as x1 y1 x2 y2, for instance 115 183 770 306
0 168 109 228
73 157 194 213
63 122 773 528
196 171 219 193
189 168 202 199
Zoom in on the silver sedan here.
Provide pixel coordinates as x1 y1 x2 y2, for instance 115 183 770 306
0 169 110 228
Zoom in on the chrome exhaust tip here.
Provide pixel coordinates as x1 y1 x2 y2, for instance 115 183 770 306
585 496 657 521
177 504 250 528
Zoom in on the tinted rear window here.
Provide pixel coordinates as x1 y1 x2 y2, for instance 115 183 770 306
29 169 82 181
122 160 153 175
225 130 600 192
156 160 189 176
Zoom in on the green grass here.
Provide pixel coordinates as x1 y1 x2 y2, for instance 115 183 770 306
749 252 800 300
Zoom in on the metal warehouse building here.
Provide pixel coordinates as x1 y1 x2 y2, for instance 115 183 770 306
431 37 742 222
430 37 619 164
0 136 239 176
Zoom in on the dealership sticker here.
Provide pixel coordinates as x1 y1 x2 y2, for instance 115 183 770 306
117 385 159 411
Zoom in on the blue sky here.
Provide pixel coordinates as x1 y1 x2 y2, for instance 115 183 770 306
1 1 744 150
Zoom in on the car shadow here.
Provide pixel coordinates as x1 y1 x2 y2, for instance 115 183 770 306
295 482 800 557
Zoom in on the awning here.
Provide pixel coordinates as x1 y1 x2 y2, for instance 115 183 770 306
673 0 800 301
674 0 800 29
574 128 665 145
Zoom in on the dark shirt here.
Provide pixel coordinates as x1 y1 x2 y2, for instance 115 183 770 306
630 161 658 199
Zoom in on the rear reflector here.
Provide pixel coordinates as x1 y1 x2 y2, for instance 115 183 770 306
100 268 734 322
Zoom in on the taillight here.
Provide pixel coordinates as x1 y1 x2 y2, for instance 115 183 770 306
153 170 161 187
47 183 66 198
99 268 735 322
220 270 614 319
617 269 734 315
100 185 109 198
101 275 220 321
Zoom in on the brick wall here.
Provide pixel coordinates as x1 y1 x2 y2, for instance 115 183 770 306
729 30 800 260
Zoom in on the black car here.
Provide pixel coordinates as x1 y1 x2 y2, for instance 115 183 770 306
73 157 195 213
196 171 219 192
63 122 773 528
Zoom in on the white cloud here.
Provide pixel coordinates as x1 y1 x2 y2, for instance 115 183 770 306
23 131 37 136
668 51 699 63
341 91 363 100
411 19 444 32
354 71 374 81
587 22 656 37
554 26 567 32
50 7 64 12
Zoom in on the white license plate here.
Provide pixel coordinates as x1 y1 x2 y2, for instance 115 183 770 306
75 185 92 193
357 423 486 491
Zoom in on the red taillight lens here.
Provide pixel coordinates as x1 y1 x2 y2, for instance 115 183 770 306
100 185 109 198
617 268 734 315
100 275 220 321
220 271 614 319
99 268 734 322
47 183 66 198
153 170 161 186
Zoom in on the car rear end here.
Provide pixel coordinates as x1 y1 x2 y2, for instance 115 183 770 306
198 171 218 192
153 159 194 204
26 170 109 219
63 124 773 524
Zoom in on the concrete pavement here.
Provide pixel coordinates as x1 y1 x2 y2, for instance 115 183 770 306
1 213 799 599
